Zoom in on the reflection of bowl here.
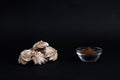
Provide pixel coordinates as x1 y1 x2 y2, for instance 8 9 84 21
76 47 102 62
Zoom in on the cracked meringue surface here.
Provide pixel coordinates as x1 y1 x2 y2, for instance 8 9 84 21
18 49 32 65
32 51 47 65
18 40 58 65
43 46 58 61
33 40 49 49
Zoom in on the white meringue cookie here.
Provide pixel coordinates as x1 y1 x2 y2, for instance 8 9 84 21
18 40 58 65
33 40 49 49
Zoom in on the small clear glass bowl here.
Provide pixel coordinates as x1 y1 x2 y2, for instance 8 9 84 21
76 47 102 62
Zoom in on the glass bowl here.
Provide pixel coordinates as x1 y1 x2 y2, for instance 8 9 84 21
76 47 102 62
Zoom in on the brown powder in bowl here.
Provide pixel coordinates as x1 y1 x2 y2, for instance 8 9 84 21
81 47 96 54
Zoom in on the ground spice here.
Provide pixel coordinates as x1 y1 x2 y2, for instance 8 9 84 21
81 47 96 54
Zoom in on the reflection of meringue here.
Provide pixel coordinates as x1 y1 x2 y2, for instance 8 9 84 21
33 40 49 49
18 40 58 65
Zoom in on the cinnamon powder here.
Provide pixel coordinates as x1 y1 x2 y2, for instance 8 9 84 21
81 47 96 54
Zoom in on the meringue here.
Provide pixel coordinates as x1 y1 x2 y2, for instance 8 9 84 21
18 40 58 65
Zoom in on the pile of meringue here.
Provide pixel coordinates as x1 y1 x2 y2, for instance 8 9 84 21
18 40 58 65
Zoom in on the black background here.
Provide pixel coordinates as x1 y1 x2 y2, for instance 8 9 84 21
0 0 120 80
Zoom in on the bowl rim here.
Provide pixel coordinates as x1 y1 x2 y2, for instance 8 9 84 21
76 47 102 55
